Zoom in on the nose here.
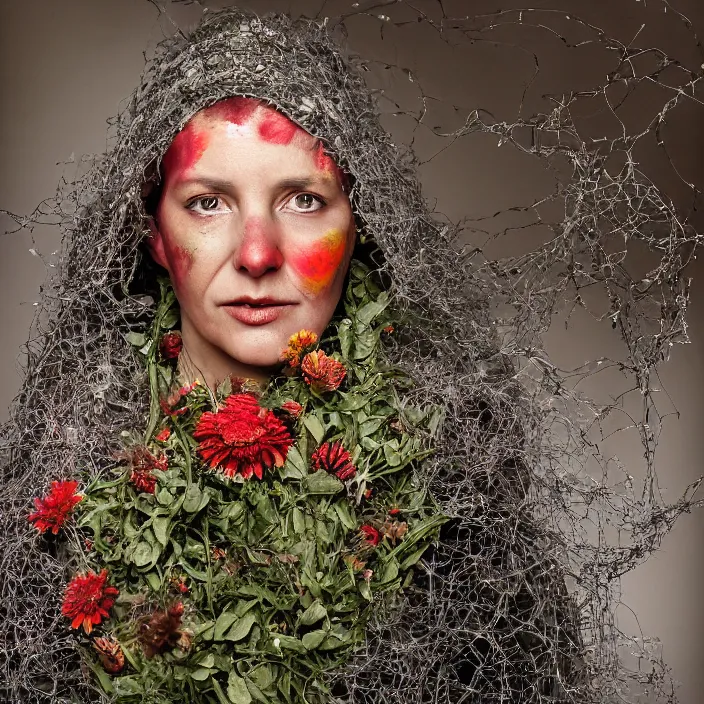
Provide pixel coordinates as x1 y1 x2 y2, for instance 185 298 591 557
233 215 284 277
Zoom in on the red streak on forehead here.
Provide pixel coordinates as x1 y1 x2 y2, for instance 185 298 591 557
205 97 259 125
162 123 209 182
291 230 347 295
257 111 300 145
314 142 350 192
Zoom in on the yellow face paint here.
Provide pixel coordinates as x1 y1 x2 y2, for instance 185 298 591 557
291 229 347 295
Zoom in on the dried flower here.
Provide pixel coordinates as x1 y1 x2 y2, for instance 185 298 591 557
383 520 408 544
382 325 394 334
160 380 199 416
155 427 171 442
211 546 227 561
125 446 168 495
280 400 303 418
159 331 182 360
139 602 185 658
359 524 381 547
344 555 367 571
301 350 346 392
281 329 318 367
93 636 125 674
194 393 294 480
388 507 401 516
311 441 356 481
61 569 119 634
362 569 374 581
363 487 373 501
28 480 83 535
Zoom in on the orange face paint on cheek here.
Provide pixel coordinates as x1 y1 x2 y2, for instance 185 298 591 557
291 229 347 295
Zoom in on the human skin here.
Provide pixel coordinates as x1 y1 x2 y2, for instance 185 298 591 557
146 97 356 388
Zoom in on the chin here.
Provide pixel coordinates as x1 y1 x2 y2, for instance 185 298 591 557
217 330 290 370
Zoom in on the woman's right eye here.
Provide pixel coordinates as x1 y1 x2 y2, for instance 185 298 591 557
187 196 227 214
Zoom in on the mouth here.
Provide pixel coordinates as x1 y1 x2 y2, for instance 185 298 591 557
222 297 296 326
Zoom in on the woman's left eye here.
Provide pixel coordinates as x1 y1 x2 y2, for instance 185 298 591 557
288 193 325 212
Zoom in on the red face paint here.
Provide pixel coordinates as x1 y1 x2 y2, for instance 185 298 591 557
162 123 209 183
258 111 300 145
164 243 194 291
291 229 347 295
314 142 349 192
206 97 258 126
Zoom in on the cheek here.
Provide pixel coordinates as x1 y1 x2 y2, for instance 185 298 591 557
290 229 349 296
163 239 195 293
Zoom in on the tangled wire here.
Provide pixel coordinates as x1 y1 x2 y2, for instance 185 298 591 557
1 2 702 702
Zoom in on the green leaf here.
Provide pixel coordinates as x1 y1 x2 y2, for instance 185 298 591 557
301 629 327 650
359 580 372 601
304 472 344 495
213 611 239 641
190 667 211 681
292 508 305 534
281 446 307 480
152 516 170 546
337 393 369 412
272 634 306 654
131 541 154 567
299 599 327 626
333 501 357 530
356 293 389 325
224 612 257 642
338 318 352 359
124 332 147 347
183 484 203 513
227 672 252 704
303 415 325 444
383 440 402 467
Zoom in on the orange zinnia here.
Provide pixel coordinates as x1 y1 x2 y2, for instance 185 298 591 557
301 351 346 392
27 480 83 535
281 329 318 367
62 569 119 634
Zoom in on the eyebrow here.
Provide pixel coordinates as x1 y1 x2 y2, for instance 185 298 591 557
174 175 327 192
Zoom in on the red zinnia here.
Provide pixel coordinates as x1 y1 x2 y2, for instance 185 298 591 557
193 393 295 480
301 351 346 393
62 569 119 634
159 331 182 360
28 480 83 535
359 524 381 547
311 441 356 481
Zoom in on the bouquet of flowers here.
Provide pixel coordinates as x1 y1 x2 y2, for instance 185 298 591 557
28 264 445 704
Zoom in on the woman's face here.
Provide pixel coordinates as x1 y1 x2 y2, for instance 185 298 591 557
147 98 356 381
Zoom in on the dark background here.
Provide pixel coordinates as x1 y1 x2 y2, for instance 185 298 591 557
1 0 702 700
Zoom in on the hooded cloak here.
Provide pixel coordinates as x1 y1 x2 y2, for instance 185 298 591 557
0 6 699 704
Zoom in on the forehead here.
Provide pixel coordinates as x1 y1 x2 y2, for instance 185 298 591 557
161 97 344 184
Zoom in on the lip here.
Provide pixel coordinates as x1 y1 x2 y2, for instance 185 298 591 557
222 298 296 326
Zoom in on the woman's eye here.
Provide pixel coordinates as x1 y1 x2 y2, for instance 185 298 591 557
187 196 226 214
289 193 324 212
